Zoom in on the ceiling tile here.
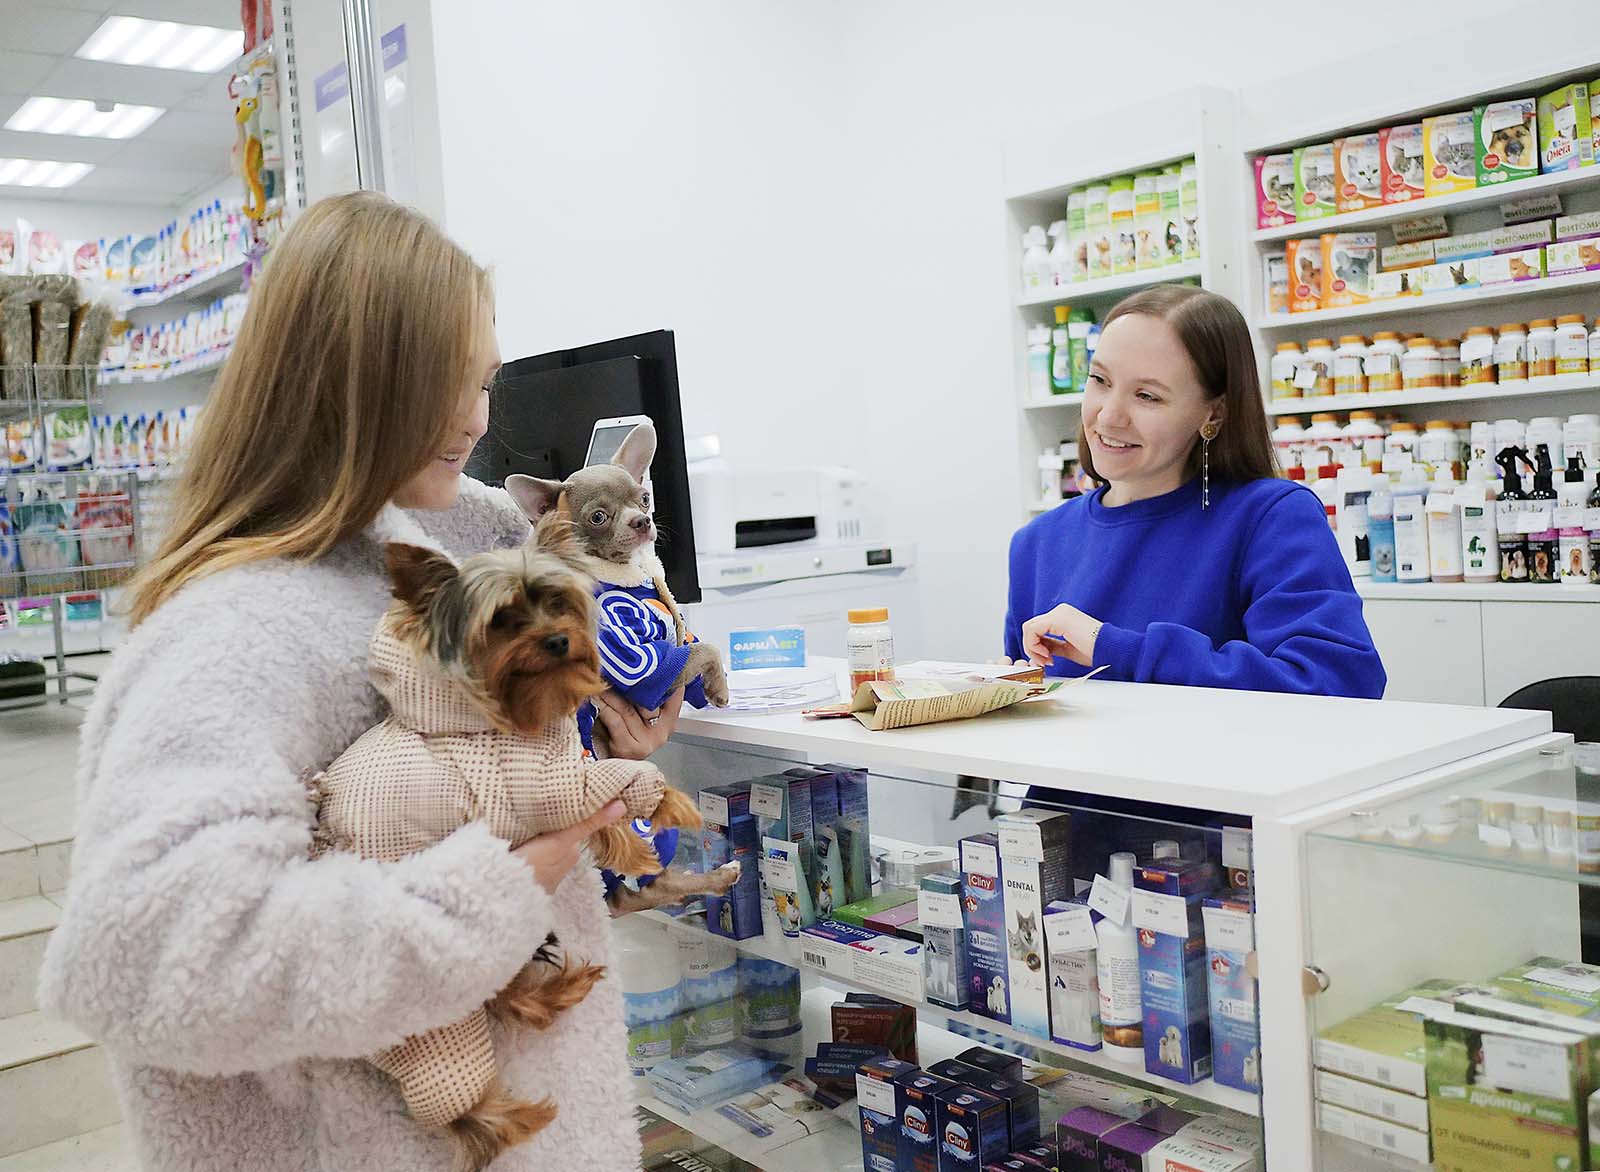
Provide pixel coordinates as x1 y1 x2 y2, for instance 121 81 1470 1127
38 57 217 109
0 129 122 164
0 51 61 95
102 0 241 30
0 2 107 56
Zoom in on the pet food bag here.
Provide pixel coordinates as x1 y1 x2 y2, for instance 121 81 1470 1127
1334 135 1384 212
1476 99 1538 185
1422 111 1476 197
1380 124 1425 204
1 296 30 400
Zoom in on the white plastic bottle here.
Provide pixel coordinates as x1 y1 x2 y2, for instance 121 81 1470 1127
1393 469 1432 583
1426 468 1464 583
1021 226 1051 291
1095 851 1142 1062
1457 475 1499 585
1047 220 1072 287
1335 466 1373 577
1026 324 1052 398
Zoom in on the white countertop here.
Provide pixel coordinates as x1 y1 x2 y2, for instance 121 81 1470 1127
678 661 1551 817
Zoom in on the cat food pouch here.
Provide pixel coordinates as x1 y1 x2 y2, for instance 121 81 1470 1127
1334 135 1384 212
1254 153 1296 228
20 220 66 276
0 228 16 275
1423 111 1476 196
1321 233 1377 308
1380 123 1425 204
44 408 93 472
1293 143 1337 221
1539 82 1595 172
1476 99 1538 185
1286 237 1323 313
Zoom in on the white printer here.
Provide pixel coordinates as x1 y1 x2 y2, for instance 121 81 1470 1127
688 464 874 554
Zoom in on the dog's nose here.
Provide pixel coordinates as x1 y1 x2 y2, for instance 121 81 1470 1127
630 514 651 531
543 634 569 658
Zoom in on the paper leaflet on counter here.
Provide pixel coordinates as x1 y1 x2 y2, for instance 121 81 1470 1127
804 663 1103 731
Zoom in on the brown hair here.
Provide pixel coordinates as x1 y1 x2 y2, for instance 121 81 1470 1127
1076 285 1279 488
126 192 492 625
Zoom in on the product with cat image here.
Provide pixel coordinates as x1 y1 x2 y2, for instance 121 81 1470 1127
1320 232 1377 308
1423 111 1477 197
1476 98 1539 185
1285 238 1323 314
1254 153 1296 228
1334 134 1384 212
1540 82 1595 172
1293 143 1337 221
960 833 1010 1024
1380 123 1426 204
998 809 1073 1041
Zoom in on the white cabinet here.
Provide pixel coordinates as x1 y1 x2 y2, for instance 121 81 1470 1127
1361 598 1485 707
1482 601 1600 707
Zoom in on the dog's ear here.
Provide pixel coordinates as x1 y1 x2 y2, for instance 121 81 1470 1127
385 543 460 612
505 475 566 521
611 422 657 485
533 495 587 564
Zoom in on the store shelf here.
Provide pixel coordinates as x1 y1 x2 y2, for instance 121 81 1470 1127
1252 167 1600 244
99 346 230 385
1017 261 1203 309
1023 392 1085 410
1257 268 1600 332
1358 581 1600 603
641 909 1262 1118
1266 372 1600 415
119 257 246 311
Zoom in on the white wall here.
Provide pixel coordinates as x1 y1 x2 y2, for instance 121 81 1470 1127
428 0 1561 662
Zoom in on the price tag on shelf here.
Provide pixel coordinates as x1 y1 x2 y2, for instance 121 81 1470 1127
1585 509 1600 532
1479 823 1513 850
1555 507 1583 530
1132 889 1191 937
857 1073 898 1116
1293 365 1320 390
1043 905 1096 953
749 783 784 821
1202 904 1254 951
918 890 964 930
699 791 729 827
1087 875 1130 927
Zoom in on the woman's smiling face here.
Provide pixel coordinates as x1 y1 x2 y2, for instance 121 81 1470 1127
1081 311 1221 504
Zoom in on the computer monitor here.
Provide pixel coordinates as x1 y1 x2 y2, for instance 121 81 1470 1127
467 329 701 604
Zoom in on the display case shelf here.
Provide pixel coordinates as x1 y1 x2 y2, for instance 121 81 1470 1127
1265 371 1600 415
1357 581 1600 603
1255 268 1600 332
1023 392 1085 410
99 345 230 385
1017 261 1204 309
119 256 246 311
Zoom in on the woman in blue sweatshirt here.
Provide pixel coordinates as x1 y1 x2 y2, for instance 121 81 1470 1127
1006 285 1386 699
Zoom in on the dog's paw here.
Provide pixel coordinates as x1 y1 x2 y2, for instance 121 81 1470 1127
708 860 742 894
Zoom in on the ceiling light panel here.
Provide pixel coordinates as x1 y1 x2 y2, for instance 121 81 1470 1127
75 16 243 73
6 96 165 140
0 157 96 189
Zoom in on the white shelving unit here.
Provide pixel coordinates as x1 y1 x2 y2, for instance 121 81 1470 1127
1254 267 1600 332
118 256 246 312
1266 371 1600 416
99 345 232 386
1003 86 1243 519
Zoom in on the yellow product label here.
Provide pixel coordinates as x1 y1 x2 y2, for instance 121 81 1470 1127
1334 355 1366 396
1423 111 1477 196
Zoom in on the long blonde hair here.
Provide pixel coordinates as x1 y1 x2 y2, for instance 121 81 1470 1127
127 192 492 625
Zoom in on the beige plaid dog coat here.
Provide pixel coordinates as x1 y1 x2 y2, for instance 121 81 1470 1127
310 610 667 1128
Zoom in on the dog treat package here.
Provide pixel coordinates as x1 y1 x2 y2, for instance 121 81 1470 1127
1380 123 1426 204
1320 232 1377 308
1539 82 1595 172
1423 111 1477 197
1476 98 1539 185
1293 143 1337 221
1334 134 1384 212
1285 237 1322 314
1253 154 1296 229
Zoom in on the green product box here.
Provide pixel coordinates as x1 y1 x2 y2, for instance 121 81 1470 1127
1314 979 1472 1096
1293 143 1337 221
833 888 916 930
1475 99 1538 185
1425 1008 1587 1172
1108 175 1136 275
1539 83 1595 172
1159 166 1183 266
1179 158 1200 261
1455 991 1600 1097
1493 957 1600 1020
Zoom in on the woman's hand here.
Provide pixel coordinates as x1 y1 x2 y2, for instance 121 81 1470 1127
513 800 628 895
1021 604 1104 668
595 688 685 760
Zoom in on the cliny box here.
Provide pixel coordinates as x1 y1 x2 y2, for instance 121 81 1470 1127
1425 1008 1589 1172
919 872 969 1010
898 1071 959 1172
956 1046 1023 1083
858 1057 918 1172
997 809 1073 1041
1203 895 1260 1094
1314 978 1472 1096
1133 858 1220 1084
961 833 1010 1024
935 1085 1010 1170
1493 956 1600 1018
967 1075 1040 1150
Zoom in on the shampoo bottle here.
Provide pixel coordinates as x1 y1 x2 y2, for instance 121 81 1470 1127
1335 467 1372 577
1095 851 1142 1062
1458 476 1499 585
1027 324 1051 399
1588 471 1600 585
1559 456 1592 587
1425 467 1464 583
1527 445 1559 584
1067 307 1097 391
1392 468 1432 583
1051 306 1073 393
1496 448 1530 582
1048 220 1071 287
1021 226 1050 291
1367 478 1396 582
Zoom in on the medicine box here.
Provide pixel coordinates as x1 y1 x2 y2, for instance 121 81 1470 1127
935 1085 1010 1170
1137 1106 1197 1136
1175 1116 1264 1172
1320 232 1376 308
969 1075 1040 1149
835 889 917 929
1134 859 1220 1083
1416 258 1479 295
1422 110 1476 197
803 919 924 1003
1316 1101 1430 1165
1313 978 1470 1096
704 812 762 940
1425 1009 1588 1172
1285 237 1321 314
863 901 920 938
1145 1137 1252 1172
1492 955 1600 1017
926 1057 988 1084
961 833 1010 1024
998 809 1074 1040
1010 1141 1059 1169
1045 899 1102 1052
1432 229 1496 263
825 763 873 903
1313 1068 1429 1132
1540 82 1595 172
956 1046 1024 1083
1477 247 1544 286
1455 990 1600 1091
1380 123 1424 204
1203 896 1260 1094
898 1071 958 1172
806 770 841 912
1057 1106 1127 1172
1369 270 1417 300
1380 240 1434 271
1490 219 1554 253
1292 142 1336 221
1098 1122 1166 1172
1334 133 1383 213
1253 153 1295 229
1557 211 1600 242
858 1057 918 1172
919 872 969 1010
1475 98 1539 185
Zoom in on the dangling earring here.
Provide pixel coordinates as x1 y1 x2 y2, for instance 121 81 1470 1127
1199 421 1220 510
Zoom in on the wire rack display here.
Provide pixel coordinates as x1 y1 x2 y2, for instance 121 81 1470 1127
3 365 144 709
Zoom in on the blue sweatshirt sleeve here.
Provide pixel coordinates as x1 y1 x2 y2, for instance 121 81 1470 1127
1003 526 1033 663
1092 489 1387 698
598 622 693 713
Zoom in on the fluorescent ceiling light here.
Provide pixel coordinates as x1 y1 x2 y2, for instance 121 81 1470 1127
6 97 165 140
76 16 243 73
0 157 96 189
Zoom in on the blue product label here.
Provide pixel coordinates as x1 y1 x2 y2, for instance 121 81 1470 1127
1207 945 1261 1093
860 1107 898 1172
729 626 806 670
1139 928 1213 1083
961 841 1009 1024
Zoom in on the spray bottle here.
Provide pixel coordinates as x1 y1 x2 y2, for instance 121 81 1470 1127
1368 477 1397 582
1022 226 1051 291
1526 445 1559 584
1048 220 1072 287
1051 306 1073 393
1496 447 1530 582
1559 455 1592 587
1458 458 1499 585
1425 465 1464 583
1393 467 1432 583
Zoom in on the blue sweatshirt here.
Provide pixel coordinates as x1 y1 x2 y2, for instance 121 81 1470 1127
1004 477 1386 698
577 580 708 752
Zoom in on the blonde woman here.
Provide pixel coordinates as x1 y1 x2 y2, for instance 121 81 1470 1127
39 193 666 1170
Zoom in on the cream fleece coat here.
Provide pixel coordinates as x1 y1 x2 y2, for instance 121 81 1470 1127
37 479 644 1171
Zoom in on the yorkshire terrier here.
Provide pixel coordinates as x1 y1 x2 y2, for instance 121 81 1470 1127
307 517 706 1171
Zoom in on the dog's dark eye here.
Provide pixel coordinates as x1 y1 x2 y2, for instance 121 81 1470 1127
545 596 566 616
490 608 517 629
589 509 607 526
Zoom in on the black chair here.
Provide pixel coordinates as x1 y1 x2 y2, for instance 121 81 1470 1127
1499 676 1600 962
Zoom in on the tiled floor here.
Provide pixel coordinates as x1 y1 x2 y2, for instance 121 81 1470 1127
0 703 83 856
